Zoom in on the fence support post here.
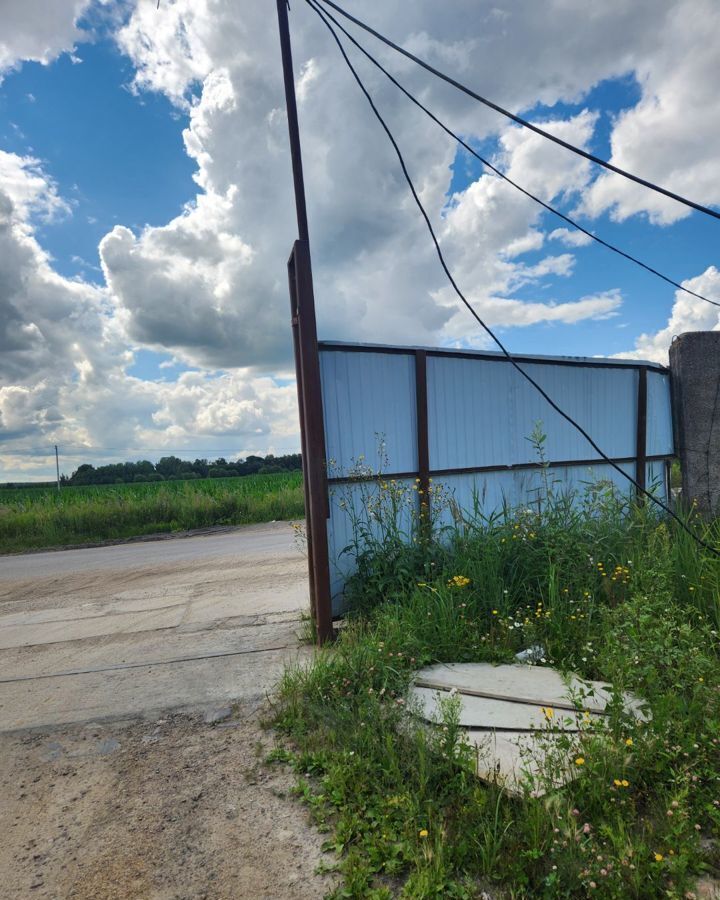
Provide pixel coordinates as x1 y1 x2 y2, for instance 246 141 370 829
669 331 720 518
277 0 333 642
635 367 647 501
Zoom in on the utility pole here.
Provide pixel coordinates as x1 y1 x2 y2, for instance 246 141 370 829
55 445 61 492
276 0 333 643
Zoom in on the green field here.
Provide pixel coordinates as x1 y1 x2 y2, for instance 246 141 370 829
0 472 305 553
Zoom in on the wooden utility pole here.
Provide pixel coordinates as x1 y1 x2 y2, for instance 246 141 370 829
55 445 61 492
276 0 333 643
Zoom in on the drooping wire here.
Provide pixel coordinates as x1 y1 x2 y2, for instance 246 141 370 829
315 0 720 223
308 1 720 309
304 0 720 557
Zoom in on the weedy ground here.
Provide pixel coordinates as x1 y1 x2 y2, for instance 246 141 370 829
272 472 720 898
0 472 304 552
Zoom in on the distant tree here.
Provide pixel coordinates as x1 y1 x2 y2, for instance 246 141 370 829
156 456 183 478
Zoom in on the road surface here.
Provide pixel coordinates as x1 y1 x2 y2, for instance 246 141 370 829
0 522 310 731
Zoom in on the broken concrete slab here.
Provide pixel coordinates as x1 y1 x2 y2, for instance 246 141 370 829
409 663 648 796
410 686 603 731
412 662 647 718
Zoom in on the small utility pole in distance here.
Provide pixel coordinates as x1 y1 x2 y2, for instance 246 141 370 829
55 445 61 493
276 0 334 643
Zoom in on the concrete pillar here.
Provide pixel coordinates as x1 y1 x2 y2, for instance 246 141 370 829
669 331 720 517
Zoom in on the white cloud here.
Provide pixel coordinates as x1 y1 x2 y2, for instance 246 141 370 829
549 227 593 248
580 0 720 225
616 267 720 363
0 153 298 482
0 0 94 77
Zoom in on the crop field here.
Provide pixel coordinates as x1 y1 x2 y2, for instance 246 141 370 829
0 472 304 553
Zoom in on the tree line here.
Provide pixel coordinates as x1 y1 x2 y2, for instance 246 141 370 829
65 453 302 485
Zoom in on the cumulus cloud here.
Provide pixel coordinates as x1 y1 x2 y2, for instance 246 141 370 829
0 153 298 481
104 0 719 377
549 227 593 248
0 0 94 77
580 0 720 224
616 267 720 363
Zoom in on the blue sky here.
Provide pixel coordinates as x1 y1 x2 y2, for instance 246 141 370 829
1 0 718 480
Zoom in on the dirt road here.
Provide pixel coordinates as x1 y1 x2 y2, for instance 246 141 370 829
0 523 336 899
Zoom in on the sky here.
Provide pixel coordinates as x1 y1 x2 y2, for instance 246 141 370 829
0 0 719 481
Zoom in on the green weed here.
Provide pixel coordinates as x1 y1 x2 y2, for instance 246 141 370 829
274 474 720 898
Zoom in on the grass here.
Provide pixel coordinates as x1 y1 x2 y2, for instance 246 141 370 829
272 475 720 898
0 472 304 553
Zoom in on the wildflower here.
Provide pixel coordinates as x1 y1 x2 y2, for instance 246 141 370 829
583 823 592 834
625 738 633 747
613 779 622 787
419 828 428 838
575 757 585 766
541 706 554 720
621 780 629 788
654 853 664 862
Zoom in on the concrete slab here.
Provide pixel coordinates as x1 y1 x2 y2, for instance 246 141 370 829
469 729 582 796
414 662 637 714
410 663 648 796
0 522 310 732
410 686 602 731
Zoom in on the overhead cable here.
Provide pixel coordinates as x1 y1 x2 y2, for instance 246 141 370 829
305 0 720 557
311 1 719 309
315 0 720 223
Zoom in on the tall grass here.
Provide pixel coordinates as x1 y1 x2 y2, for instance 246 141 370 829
274 473 720 898
0 472 304 552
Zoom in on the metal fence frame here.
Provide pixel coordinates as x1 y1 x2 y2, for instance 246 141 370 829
288 327 674 636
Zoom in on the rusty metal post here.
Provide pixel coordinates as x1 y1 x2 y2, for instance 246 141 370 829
277 0 333 642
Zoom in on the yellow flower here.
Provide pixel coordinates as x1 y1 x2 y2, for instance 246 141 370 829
621 779 629 787
419 829 428 838
575 757 585 766
625 738 633 747
654 853 664 862
613 779 622 787
541 706 554 720
492 609 498 615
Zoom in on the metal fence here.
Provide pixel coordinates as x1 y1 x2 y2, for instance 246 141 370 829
318 341 674 615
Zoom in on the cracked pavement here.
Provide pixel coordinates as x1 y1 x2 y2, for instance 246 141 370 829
0 522 311 731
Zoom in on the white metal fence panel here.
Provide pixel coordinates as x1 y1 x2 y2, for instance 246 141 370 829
320 342 674 615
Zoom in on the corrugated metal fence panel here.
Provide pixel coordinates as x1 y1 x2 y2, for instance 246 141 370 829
428 356 638 469
646 369 674 456
320 350 417 477
327 478 417 614
319 344 674 613
433 462 639 530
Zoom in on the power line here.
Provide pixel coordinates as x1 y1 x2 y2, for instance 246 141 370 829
311 1 720 309
315 0 720 223
305 0 720 558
